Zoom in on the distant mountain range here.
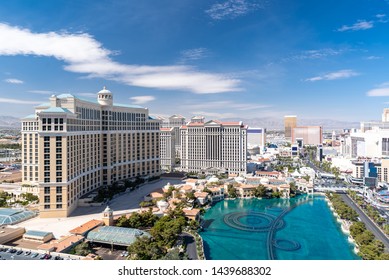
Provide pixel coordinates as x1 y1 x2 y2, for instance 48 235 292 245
220 117 361 131
0 115 362 131
0 116 21 128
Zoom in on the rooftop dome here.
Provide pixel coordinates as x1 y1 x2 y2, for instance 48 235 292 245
98 86 112 94
97 86 113 106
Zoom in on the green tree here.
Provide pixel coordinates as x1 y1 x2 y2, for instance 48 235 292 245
127 236 165 260
72 242 92 256
228 185 237 198
350 222 366 237
253 184 267 198
354 230 375 246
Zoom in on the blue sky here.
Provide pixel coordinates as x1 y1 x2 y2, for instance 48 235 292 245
1 0 389 121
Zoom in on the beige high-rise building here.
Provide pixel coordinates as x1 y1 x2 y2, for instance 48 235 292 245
161 115 186 158
180 120 247 174
382 108 389 122
160 127 175 172
284 115 297 140
21 87 160 218
292 126 323 146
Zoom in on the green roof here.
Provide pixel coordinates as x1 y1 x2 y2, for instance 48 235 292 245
0 208 37 226
24 230 52 237
40 107 73 114
86 226 151 246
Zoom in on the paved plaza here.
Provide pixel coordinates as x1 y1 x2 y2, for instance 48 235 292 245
18 178 184 238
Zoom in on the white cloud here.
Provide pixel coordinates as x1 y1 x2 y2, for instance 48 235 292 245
183 100 270 111
367 88 389 97
337 20 374 32
0 23 241 94
130 95 155 104
376 14 388 23
305 69 359 82
28 90 55 94
4 78 24 84
205 0 265 20
0 97 41 104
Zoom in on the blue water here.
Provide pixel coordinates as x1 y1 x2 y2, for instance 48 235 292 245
200 195 360 260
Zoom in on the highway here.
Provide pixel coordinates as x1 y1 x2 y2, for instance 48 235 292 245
340 194 389 252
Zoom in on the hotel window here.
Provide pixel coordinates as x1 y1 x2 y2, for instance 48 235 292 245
56 204 62 209
44 205 50 209
44 187 50 194
56 195 62 203
56 186 62 194
44 196 50 203
44 136 50 141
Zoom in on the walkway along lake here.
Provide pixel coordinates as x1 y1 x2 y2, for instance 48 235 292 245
200 195 360 260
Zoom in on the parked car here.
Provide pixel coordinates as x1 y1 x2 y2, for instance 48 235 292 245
24 251 31 256
10 249 17 254
44 254 52 260
54 256 63 260
16 250 23 255
31 252 39 258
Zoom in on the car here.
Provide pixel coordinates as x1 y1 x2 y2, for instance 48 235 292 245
54 256 63 260
16 250 23 255
0 247 4 252
39 254 46 259
24 251 31 256
31 252 39 258
44 254 52 260
10 249 17 254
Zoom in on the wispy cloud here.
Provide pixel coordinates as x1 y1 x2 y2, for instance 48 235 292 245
367 82 389 96
28 90 55 95
337 20 374 32
180 48 208 62
130 95 155 104
0 97 41 104
205 0 266 20
376 14 388 23
0 23 241 94
282 48 345 62
183 100 271 111
305 69 359 82
364 55 382 60
4 78 24 84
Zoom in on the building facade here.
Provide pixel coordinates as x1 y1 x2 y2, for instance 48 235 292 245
292 126 323 146
161 115 186 159
180 120 247 174
160 127 175 172
284 115 297 140
21 87 160 218
247 127 267 155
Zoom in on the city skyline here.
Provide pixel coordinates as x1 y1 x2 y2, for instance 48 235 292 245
1 0 389 121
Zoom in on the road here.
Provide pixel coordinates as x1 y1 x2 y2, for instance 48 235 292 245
340 194 389 252
180 232 198 260
71 178 184 216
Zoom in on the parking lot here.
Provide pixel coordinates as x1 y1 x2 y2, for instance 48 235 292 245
0 245 80 260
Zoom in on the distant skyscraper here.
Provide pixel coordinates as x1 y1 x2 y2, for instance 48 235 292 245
292 126 323 146
21 87 160 218
161 114 186 159
284 115 297 140
382 108 389 122
247 127 266 155
160 127 175 172
180 120 247 174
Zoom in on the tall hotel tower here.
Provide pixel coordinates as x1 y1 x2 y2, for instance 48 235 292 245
180 119 247 174
21 87 160 218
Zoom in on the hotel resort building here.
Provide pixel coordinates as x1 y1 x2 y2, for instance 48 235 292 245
180 119 247 174
21 87 160 218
